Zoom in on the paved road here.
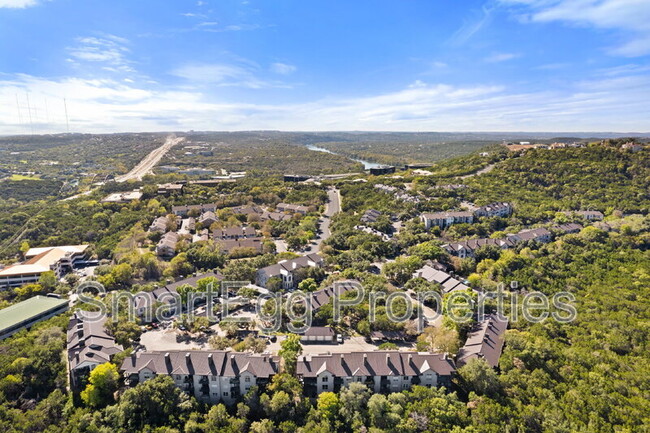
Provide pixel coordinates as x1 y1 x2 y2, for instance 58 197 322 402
303 187 341 254
61 134 183 201
459 163 496 180
115 134 184 182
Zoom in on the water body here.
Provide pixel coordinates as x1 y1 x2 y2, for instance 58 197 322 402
306 144 384 169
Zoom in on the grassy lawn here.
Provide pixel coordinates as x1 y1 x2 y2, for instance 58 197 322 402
8 174 41 181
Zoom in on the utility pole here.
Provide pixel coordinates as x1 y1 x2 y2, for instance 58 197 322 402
26 92 34 135
64 98 70 133
15 94 22 126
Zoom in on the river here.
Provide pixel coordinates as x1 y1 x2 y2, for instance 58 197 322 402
306 144 384 169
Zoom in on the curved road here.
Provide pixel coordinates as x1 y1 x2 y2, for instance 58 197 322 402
276 187 341 254
304 187 341 254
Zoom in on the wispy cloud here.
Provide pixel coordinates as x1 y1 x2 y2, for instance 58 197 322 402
499 0 650 56
485 52 521 62
270 63 296 75
67 35 134 73
450 3 496 45
3 69 650 133
0 0 39 8
171 63 291 89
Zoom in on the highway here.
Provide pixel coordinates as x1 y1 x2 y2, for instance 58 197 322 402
115 134 184 182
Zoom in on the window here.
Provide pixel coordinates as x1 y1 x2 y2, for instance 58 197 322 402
321 376 328 382
356 377 362 382
223 392 229 397
403 376 409 380
175 375 181 380
322 384 329 390
402 384 409 389
244 376 251 383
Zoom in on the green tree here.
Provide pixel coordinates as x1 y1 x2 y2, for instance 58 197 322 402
298 277 318 292
339 382 371 429
167 252 195 278
106 375 194 431
382 256 423 286
458 358 501 397
80 363 120 408
416 325 460 354
19 241 30 257
317 391 340 423
266 276 283 292
38 271 57 290
279 334 303 375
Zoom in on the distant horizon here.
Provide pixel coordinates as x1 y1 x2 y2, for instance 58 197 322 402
2 130 650 139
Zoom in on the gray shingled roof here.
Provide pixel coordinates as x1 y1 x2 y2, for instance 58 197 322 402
67 313 123 370
310 280 360 311
121 350 279 378
258 253 324 279
456 314 508 368
297 351 456 377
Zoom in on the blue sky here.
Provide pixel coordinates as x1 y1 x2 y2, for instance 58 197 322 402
1 0 650 133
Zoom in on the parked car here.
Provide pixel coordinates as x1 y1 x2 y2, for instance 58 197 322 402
336 334 343 344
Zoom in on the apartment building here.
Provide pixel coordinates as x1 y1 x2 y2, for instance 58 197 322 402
156 232 180 257
172 203 218 217
277 203 310 215
213 226 257 240
297 351 456 397
256 253 324 290
67 313 123 389
474 202 513 218
420 211 474 229
121 351 280 404
457 314 508 368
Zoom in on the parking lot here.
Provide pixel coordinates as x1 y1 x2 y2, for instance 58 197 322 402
266 335 416 355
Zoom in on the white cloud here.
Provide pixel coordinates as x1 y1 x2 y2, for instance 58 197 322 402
270 63 296 75
450 4 496 45
172 63 290 89
67 35 134 73
2 71 650 134
485 52 521 62
500 0 650 56
0 0 38 8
